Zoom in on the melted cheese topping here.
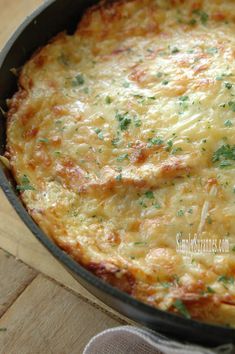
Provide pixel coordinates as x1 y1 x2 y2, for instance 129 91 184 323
7 0 235 325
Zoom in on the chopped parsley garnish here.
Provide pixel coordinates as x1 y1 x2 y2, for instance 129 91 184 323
105 96 112 104
111 137 120 147
116 112 132 131
161 282 172 288
0 328 7 332
173 299 191 319
179 96 189 102
212 144 235 169
117 153 129 162
72 74 84 86
225 82 233 90
218 275 234 285
193 9 209 25
58 53 69 66
162 80 169 85
115 173 122 181
228 101 235 112
16 175 35 192
147 136 164 147
145 191 154 199
171 47 180 54
38 138 49 143
188 18 197 26
206 286 215 294
94 128 104 140
156 72 163 78
224 120 233 127
134 117 142 127
133 241 147 246
123 81 130 88
206 47 218 55
177 209 184 217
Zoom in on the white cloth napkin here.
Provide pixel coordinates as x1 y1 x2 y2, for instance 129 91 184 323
83 326 234 354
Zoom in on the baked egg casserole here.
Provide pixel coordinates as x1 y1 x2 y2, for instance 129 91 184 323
5 0 235 325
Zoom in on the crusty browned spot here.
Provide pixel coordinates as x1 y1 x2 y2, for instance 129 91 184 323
130 141 163 164
206 178 218 190
52 105 68 116
7 90 27 118
170 0 185 6
161 158 190 178
106 230 121 245
51 136 62 147
190 1 203 12
87 262 135 294
30 150 52 168
171 297 217 320
194 64 209 74
24 127 39 139
212 12 226 21
56 159 86 189
33 54 46 68
129 67 147 85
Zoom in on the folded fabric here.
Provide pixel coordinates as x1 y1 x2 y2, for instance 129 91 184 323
83 326 234 354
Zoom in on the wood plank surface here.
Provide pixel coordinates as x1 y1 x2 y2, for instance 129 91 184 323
0 275 123 354
0 248 37 317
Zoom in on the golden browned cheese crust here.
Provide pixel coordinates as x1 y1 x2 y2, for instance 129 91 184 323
6 0 235 325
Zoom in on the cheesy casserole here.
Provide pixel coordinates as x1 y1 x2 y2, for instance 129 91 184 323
6 0 235 325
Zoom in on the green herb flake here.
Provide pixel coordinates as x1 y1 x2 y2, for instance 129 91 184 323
145 191 154 199
94 128 104 140
212 144 235 169
115 174 122 181
105 96 112 104
16 175 35 192
188 18 197 26
148 137 164 147
116 112 132 131
154 203 161 209
218 275 234 285
117 153 129 162
38 138 49 143
207 47 218 55
162 80 169 85
171 47 180 54
225 82 233 90
179 96 189 102
0 328 7 332
224 120 233 127
206 286 215 294
134 117 142 127
161 282 172 289
133 241 147 246
177 209 184 217
123 82 130 88
228 101 235 112
72 74 84 86
156 72 163 78
200 11 209 25
173 299 191 319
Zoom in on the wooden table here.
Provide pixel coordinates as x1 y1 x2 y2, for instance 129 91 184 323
0 1 130 352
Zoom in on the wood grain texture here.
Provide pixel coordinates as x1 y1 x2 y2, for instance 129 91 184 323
0 275 122 354
0 248 37 317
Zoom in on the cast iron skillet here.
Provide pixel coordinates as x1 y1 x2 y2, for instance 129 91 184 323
0 0 234 347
